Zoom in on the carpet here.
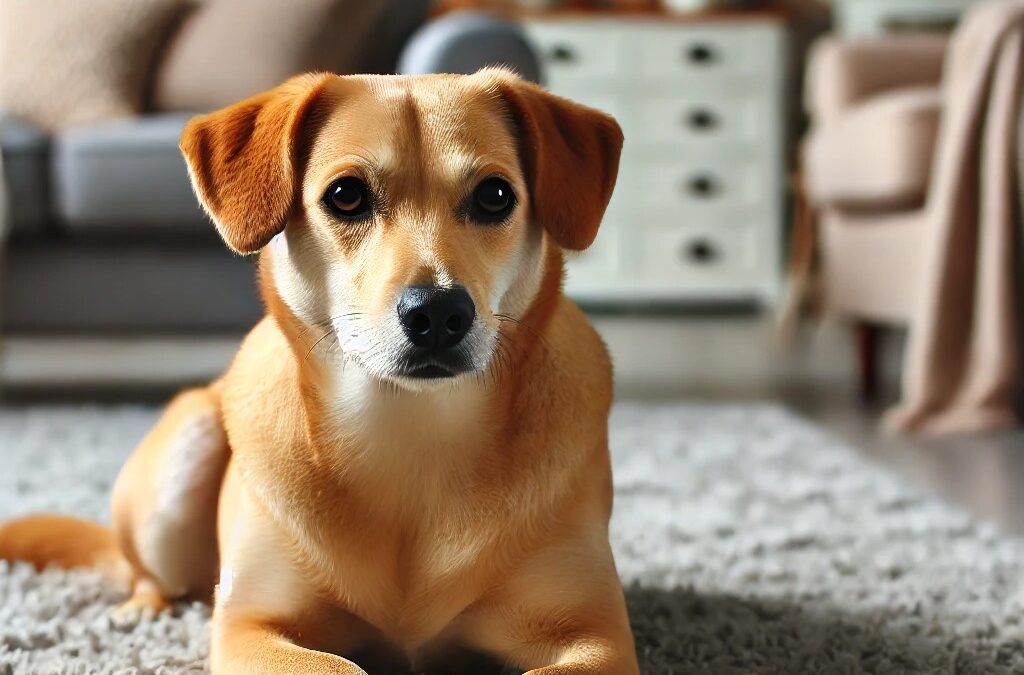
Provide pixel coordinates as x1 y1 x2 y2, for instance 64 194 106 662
1 404 1023 674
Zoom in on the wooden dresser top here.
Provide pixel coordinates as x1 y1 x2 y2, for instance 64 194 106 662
431 2 793 24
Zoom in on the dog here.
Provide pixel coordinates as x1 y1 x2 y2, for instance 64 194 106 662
0 68 639 674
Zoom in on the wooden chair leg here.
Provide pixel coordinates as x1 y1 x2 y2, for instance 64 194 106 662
854 322 880 402
776 169 820 347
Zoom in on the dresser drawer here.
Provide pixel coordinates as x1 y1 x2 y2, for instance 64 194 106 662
631 95 764 147
636 26 779 80
637 227 756 281
525 23 623 84
634 159 764 213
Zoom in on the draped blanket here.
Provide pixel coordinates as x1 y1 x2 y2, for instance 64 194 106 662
887 0 1024 434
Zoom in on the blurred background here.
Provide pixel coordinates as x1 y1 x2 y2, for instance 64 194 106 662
3 0 1024 531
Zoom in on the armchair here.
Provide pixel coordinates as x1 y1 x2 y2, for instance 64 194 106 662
798 34 948 397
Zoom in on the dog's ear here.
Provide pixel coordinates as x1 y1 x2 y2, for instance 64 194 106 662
494 73 623 251
180 73 334 255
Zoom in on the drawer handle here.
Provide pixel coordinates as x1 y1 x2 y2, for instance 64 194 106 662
683 239 719 265
546 44 578 64
686 174 720 198
685 43 717 65
685 108 719 132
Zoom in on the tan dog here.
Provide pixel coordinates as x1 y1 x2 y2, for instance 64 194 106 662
0 68 639 674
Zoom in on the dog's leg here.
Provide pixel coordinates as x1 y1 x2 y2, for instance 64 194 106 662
519 651 638 675
482 633 639 675
211 618 370 675
111 385 230 614
211 481 380 674
459 539 640 675
468 611 639 675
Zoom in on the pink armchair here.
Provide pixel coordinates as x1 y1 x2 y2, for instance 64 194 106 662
799 34 949 397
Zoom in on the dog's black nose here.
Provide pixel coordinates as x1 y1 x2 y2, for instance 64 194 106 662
398 285 475 351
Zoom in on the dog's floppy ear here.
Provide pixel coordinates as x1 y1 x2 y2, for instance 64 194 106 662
180 73 334 254
493 72 623 251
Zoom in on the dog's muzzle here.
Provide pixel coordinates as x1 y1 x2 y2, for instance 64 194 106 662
396 285 476 379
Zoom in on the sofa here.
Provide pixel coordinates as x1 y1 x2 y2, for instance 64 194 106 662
0 2 538 336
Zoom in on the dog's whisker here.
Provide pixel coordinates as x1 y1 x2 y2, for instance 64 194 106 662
294 312 366 343
494 314 555 358
304 328 339 362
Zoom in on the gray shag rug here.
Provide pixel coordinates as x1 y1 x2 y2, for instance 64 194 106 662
1 404 1023 675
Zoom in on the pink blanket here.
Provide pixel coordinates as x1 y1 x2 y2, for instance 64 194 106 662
887 0 1024 434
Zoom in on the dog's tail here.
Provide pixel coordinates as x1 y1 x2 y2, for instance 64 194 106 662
0 514 129 580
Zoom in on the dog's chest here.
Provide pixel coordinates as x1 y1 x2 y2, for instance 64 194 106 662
320 500 503 647
307 377 519 643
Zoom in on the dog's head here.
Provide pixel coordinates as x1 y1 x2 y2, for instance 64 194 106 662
180 69 622 389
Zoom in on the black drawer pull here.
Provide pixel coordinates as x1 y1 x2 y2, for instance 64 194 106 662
686 108 719 132
686 174 720 198
683 239 719 264
547 44 577 63
686 43 717 65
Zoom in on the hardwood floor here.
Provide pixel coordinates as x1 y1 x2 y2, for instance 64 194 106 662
785 388 1024 538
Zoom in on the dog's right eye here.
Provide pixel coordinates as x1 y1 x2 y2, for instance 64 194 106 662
323 177 371 219
469 176 516 224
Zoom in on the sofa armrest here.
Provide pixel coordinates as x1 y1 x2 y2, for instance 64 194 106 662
806 35 948 120
398 11 541 84
1 115 50 237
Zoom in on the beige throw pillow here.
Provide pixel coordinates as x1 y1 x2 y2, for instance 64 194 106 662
152 0 427 113
0 0 188 130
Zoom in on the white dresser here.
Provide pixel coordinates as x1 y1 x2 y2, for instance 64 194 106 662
522 13 788 306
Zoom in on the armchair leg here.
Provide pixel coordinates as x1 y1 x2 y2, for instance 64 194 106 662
854 322 880 402
776 168 821 347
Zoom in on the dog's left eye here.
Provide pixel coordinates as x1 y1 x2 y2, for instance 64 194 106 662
323 177 371 219
470 177 516 223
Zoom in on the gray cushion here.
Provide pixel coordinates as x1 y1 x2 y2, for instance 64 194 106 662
53 114 211 235
398 11 541 83
3 239 262 333
1 116 51 235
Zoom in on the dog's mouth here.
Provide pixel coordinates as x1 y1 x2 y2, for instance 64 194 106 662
396 349 475 380
402 363 460 379
335 316 497 386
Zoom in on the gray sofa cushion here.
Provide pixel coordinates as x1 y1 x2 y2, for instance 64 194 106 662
3 240 262 333
1 116 51 235
53 114 211 235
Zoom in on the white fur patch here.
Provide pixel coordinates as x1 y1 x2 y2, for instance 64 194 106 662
153 410 224 515
496 227 545 318
335 314 373 354
138 409 226 596
218 565 234 600
270 227 332 328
